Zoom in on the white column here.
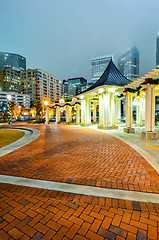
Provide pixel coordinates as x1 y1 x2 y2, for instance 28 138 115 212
93 104 97 123
99 94 103 126
107 92 111 125
81 99 85 125
56 106 60 123
126 92 133 128
45 107 49 124
85 98 91 125
142 98 145 122
76 104 80 124
115 98 121 124
66 105 70 123
69 106 72 122
151 85 156 132
110 93 115 125
103 92 108 126
142 84 157 139
145 84 156 131
124 92 135 133
136 104 140 125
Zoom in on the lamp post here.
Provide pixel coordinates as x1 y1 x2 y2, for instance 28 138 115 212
43 100 49 124
7 95 12 126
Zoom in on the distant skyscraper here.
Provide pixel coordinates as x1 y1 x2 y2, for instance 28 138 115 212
91 55 113 82
63 77 87 100
0 52 26 71
118 46 139 79
156 33 159 67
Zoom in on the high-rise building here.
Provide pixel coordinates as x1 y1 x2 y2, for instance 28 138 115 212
63 77 87 100
0 67 21 93
156 33 159 67
91 55 113 82
118 46 139 79
0 52 26 71
0 91 30 109
21 69 62 105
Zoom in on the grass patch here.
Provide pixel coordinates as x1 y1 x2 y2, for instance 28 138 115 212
0 129 24 148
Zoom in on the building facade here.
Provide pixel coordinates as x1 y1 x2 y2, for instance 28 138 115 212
0 52 26 71
0 67 21 93
0 91 30 109
91 55 113 82
63 77 87 100
156 33 159 67
21 69 62 105
118 46 139 79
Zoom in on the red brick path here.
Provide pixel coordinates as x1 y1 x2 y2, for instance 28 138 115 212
0 124 159 193
0 183 159 240
0 124 159 239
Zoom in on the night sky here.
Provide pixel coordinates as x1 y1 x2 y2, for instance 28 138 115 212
0 0 159 81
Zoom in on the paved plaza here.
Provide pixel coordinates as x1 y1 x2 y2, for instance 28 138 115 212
0 124 159 239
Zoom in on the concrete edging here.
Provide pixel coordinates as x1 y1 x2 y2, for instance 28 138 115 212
0 127 41 157
0 174 159 203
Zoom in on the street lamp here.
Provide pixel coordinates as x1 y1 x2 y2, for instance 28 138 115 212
43 100 49 124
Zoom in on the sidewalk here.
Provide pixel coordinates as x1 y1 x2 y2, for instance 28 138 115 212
0 124 159 239
89 125 159 163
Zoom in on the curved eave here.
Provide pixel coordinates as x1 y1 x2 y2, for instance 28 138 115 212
77 85 122 98
49 102 81 108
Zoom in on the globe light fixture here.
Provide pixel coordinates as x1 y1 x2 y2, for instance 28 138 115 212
43 100 49 106
59 98 65 104
7 95 12 101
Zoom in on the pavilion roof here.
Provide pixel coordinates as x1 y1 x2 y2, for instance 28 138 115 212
82 60 131 93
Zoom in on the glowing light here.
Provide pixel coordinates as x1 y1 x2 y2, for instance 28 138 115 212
59 98 65 104
80 95 84 99
108 88 116 93
72 97 77 102
43 100 49 106
98 88 104 93
7 95 12 101
133 100 139 106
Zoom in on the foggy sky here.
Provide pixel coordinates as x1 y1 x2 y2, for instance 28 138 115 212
0 0 159 82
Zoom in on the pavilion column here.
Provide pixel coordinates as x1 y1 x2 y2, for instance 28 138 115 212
56 106 60 123
69 106 72 122
108 92 111 125
142 84 157 139
93 104 97 123
45 106 49 124
124 92 135 133
142 97 145 123
76 104 80 124
98 94 103 127
116 98 121 124
66 105 70 124
103 92 108 127
110 93 115 126
85 98 91 125
136 104 141 125
81 99 85 125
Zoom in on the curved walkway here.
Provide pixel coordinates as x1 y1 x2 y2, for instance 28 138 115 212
0 124 159 193
0 124 159 239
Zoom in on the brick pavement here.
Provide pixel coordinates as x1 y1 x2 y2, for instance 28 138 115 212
0 124 159 193
0 183 159 240
0 124 159 239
